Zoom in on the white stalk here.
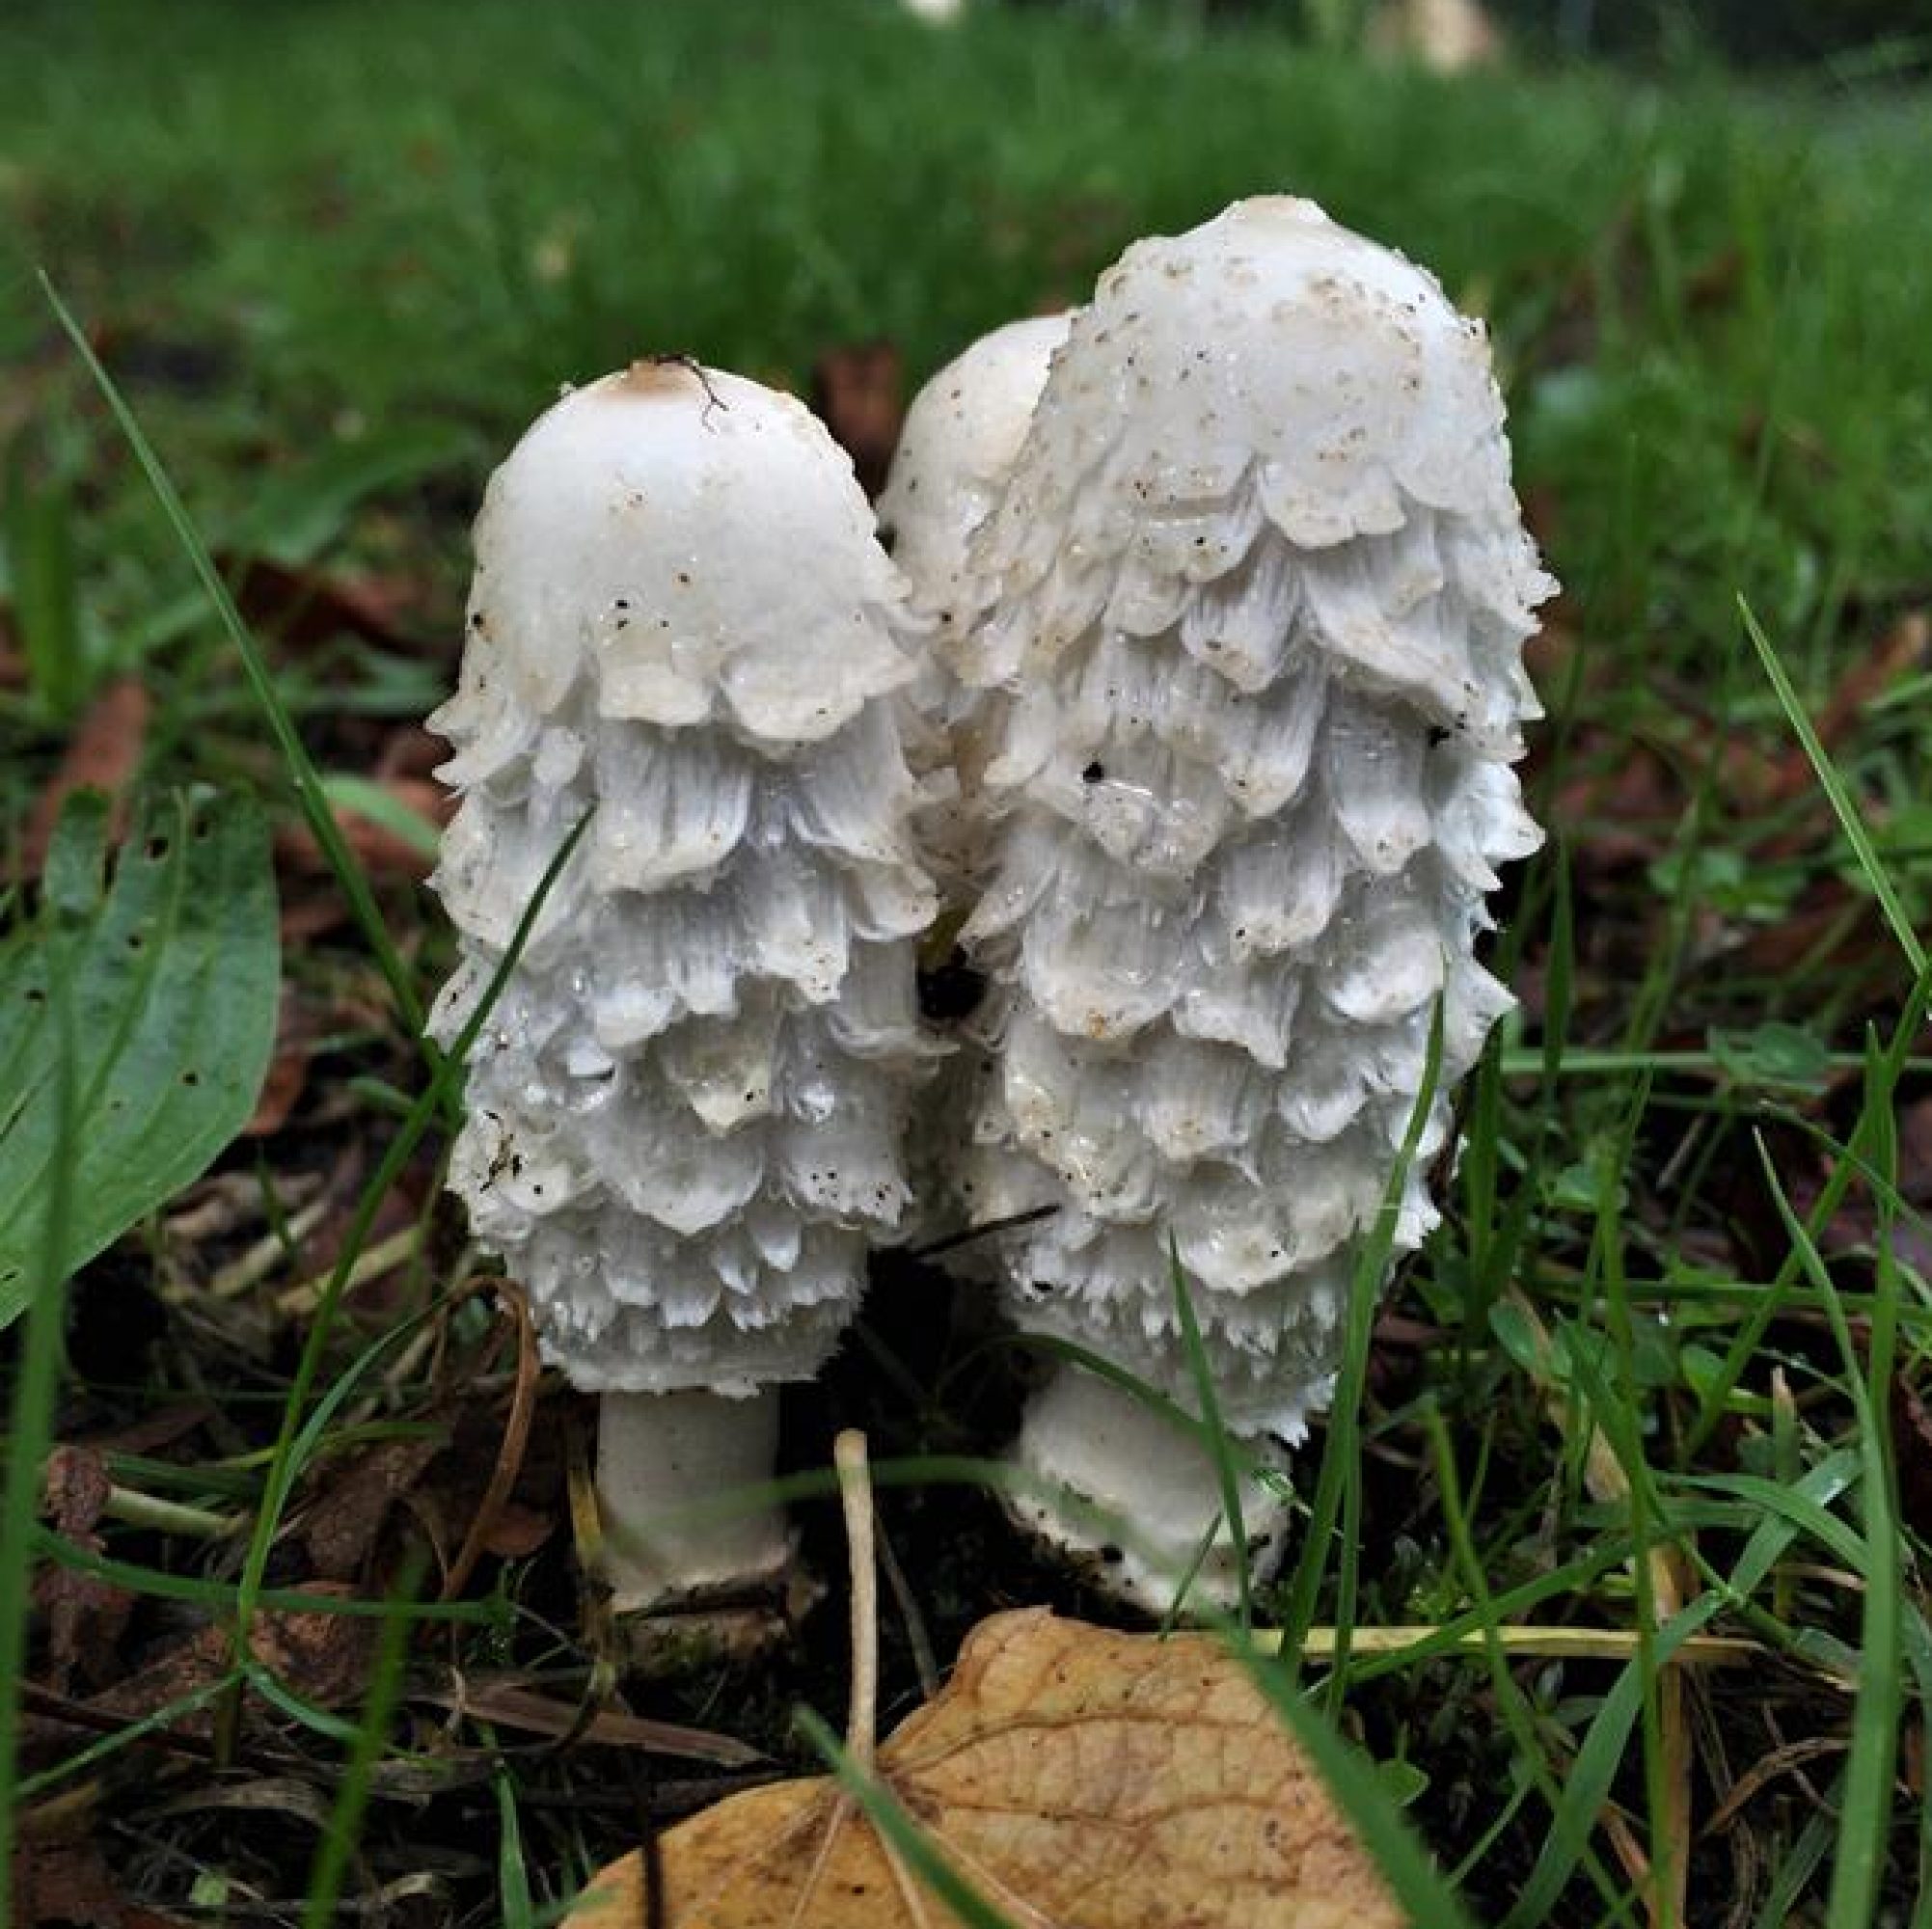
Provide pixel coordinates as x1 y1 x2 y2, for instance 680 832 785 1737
1009 1366 1290 1612
596 1387 792 1610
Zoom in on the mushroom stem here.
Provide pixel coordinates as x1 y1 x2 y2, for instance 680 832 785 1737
1008 1366 1291 1614
596 1387 792 1610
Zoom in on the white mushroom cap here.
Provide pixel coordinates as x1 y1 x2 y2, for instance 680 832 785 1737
964 196 1550 752
949 199 1550 1543
434 363 913 794
878 312 1076 636
430 362 939 1399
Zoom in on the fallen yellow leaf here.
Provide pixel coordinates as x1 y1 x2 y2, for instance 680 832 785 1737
568 1607 1403 1929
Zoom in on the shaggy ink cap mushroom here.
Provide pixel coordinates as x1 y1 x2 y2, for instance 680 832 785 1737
953 198 1553 1607
429 361 940 1616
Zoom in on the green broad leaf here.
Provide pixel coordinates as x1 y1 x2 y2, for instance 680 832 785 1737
0 789 280 1326
1707 1020 1833 1094
1485 1298 1542 1378
1374 1757 1430 1809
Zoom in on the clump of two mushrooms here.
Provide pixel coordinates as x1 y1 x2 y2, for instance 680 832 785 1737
429 197 1551 1629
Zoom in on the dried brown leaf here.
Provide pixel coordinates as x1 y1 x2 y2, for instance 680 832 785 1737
437 1283 540 1598
148 1775 339 1830
20 677 150 877
478 1499 554 1560
242 989 318 1137
42 1445 112 1536
92 1624 231 1725
300 1436 445 1583
35 1447 133 1695
98 1590 377 1727
1812 610 1927 753
568 1609 1401 1929
12 1837 124 1929
221 554 425 652
251 1591 382 1708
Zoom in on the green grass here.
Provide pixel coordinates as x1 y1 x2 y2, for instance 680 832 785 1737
0 950 76 1928
4 1 1932 1924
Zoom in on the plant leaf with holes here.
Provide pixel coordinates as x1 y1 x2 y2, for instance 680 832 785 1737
0 790 279 1326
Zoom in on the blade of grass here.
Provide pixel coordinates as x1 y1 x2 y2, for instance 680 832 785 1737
1755 1122 1904 1929
1498 1058 1703 1929
1321 1542 1640 1683
248 1664 385 1749
231 809 591 1665
41 274 431 1044
1498 1047 1932 1079
2 433 86 720
1685 957 1932 1454
1738 593 1926 977
1681 1465 1866 1577
1591 1067 1689 1929
300 1557 425 1929
320 772 444 863
1296 1623 1763 1670
1500 1594 1725 1929
1282 994 1445 1691
1456 839 1565 1340
16 1677 239 1800
1169 1233 1252 1629
796 1705 1025 1929
1418 1401 1635 1922
27 1534 502 1622
1450 1773 1538 1892
492 1751 538 1929
0 972 77 1929
1754 1794 1843 1929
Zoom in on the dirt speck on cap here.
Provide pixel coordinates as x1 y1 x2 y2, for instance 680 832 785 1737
616 356 707 397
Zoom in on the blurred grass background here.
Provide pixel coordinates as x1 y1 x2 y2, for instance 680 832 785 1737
3 0 1929 797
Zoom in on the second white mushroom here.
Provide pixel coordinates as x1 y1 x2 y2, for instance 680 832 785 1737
944 199 1552 1606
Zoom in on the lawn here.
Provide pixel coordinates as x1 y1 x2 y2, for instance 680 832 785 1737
4 2 1932 1924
